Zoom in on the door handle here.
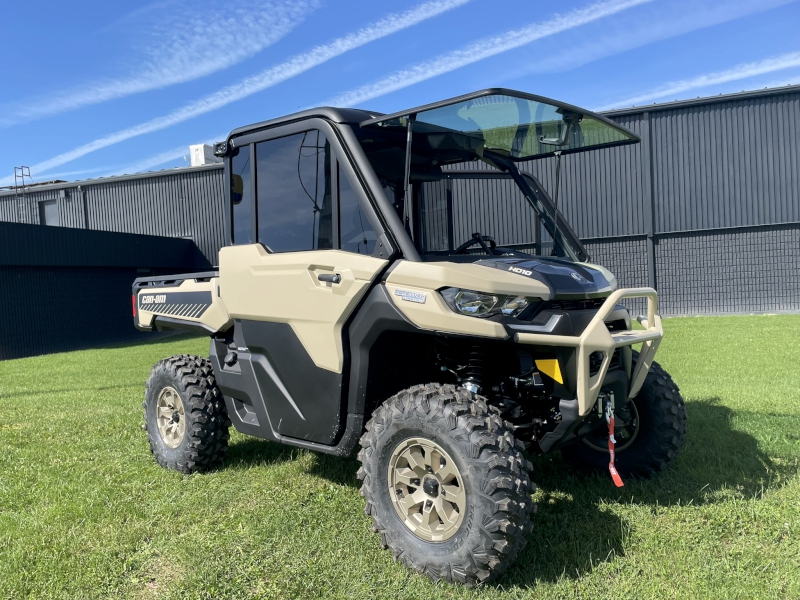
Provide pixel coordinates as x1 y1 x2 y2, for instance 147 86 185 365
317 273 341 284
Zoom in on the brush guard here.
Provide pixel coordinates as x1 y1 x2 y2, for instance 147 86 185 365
514 288 662 416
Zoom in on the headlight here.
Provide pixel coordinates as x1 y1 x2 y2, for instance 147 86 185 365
500 296 530 317
441 289 498 316
440 288 538 318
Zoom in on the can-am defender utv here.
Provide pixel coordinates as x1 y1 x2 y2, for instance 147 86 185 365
133 89 686 586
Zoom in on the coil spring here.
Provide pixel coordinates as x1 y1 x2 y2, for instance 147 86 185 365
462 345 487 392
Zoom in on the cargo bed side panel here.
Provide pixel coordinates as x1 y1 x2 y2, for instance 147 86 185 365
134 273 231 334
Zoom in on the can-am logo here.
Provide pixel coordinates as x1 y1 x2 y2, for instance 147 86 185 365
570 272 589 283
508 266 533 276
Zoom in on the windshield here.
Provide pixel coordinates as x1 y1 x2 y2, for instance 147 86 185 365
361 89 638 161
356 89 638 262
355 129 586 261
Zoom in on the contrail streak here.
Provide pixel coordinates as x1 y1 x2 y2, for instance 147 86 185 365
597 51 800 110
14 0 468 183
0 0 317 127
325 0 653 108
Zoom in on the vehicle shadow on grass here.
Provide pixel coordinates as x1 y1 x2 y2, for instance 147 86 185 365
533 397 787 509
224 437 308 468
224 437 364 487
493 397 789 588
222 397 788 587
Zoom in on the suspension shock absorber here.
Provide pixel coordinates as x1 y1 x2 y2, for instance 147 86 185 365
462 345 487 394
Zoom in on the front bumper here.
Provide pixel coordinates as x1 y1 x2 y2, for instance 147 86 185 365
514 287 663 416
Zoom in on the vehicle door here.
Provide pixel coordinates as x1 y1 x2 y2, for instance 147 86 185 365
219 120 389 445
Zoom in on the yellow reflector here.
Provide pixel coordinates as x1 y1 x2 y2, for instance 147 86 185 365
535 359 563 384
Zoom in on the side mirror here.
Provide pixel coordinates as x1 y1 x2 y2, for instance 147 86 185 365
231 174 244 204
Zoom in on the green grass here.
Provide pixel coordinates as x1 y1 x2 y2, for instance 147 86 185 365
1 316 799 599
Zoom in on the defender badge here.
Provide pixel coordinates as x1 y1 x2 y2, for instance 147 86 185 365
394 289 426 304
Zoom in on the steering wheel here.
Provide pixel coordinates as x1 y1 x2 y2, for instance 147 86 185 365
454 232 498 255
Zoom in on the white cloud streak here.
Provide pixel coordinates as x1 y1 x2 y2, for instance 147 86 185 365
597 51 800 110
86 0 652 182
104 134 228 178
324 0 653 108
0 0 318 127
492 0 795 83
16 0 469 182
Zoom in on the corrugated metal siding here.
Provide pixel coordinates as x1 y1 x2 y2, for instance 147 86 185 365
655 224 800 315
650 91 800 232
0 165 224 264
83 168 225 262
419 177 539 251
0 222 204 360
583 236 649 315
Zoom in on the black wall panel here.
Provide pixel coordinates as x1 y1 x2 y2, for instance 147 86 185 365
655 224 800 315
0 222 204 359
0 266 167 360
583 236 650 315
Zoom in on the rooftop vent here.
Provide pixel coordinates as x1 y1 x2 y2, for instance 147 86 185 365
189 144 223 167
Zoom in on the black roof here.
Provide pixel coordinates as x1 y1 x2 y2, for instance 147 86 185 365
227 107 381 141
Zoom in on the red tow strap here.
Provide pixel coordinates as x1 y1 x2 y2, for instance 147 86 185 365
606 407 624 488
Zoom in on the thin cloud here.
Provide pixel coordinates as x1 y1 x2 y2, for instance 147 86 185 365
106 135 227 177
597 51 800 110
93 0 651 182
0 0 317 127
493 0 795 83
14 0 469 183
325 0 653 108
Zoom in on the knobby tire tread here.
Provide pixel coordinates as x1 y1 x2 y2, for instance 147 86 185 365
143 354 231 474
357 383 535 587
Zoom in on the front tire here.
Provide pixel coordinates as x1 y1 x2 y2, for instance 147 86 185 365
561 356 687 478
357 384 534 587
143 354 231 474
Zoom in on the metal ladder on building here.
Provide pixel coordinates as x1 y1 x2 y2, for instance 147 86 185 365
14 166 32 224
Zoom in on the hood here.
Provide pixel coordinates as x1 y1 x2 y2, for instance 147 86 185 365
475 257 616 300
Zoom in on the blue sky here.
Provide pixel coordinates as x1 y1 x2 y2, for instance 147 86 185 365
1 0 798 186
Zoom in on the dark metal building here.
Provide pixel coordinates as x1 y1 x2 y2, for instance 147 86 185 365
0 222 207 359
0 164 224 264
1 85 797 357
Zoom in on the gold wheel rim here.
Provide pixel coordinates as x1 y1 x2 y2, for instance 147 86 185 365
156 386 185 449
387 437 466 542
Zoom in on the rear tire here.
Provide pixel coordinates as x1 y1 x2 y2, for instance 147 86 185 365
143 354 231 474
561 356 687 478
357 383 535 587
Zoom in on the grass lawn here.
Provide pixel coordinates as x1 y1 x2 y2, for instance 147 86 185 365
1 315 799 599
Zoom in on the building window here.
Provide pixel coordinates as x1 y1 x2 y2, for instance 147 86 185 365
256 130 333 253
339 164 376 254
39 200 59 226
231 145 253 244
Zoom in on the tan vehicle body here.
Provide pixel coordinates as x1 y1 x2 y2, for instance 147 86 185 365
135 253 662 417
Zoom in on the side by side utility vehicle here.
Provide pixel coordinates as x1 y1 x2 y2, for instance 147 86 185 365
133 89 686 586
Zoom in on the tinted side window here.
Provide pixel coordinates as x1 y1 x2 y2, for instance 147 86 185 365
256 131 333 252
231 146 253 244
339 164 376 254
